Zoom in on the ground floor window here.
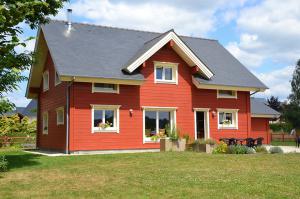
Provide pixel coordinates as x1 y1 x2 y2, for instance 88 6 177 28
144 108 176 142
217 109 238 129
91 105 120 133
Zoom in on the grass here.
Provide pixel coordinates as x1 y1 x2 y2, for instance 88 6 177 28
271 140 296 146
0 149 300 198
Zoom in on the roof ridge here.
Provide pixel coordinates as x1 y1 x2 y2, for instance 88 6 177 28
144 29 174 45
50 19 217 42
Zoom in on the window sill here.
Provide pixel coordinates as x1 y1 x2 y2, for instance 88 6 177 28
218 126 238 130
155 80 177 84
217 96 237 99
92 90 119 94
93 129 119 133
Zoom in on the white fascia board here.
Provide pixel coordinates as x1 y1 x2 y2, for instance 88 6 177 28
125 32 213 79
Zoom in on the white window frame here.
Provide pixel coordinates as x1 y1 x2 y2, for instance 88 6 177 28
142 106 177 143
92 83 119 94
55 70 61 86
91 104 121 133
56 107 64 125
154 61 178 84
42 111 48 134
43 71 49 92
217 90 237 99
217 109 239 129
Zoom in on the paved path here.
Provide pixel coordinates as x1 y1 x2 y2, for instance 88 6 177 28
265 145 300 153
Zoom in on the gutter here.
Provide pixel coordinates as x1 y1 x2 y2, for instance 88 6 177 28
66 77 75 154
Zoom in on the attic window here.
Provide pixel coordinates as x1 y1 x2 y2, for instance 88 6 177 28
55 71 61 86
92 83 119 93
217 90 237 99
43 71 49 92
154 61 178 84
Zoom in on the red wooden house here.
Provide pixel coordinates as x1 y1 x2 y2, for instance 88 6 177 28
26 20 279 153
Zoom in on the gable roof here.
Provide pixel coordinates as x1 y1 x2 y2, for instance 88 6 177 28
123 29 214 79
22 100 37 118
27 20 268 98
251 98 280 118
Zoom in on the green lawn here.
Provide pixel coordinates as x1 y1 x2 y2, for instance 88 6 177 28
1 149 300 199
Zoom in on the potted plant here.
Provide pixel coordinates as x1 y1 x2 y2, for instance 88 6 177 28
204 138 217 153
192 138 216 153
160 126 186 152
98 121 112 130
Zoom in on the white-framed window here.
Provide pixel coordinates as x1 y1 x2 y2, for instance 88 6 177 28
217 90 237 99
56 107 64 125
92 83 119 93
42 111 48 134
91 105 121 133
43 71 49 92
55 71 61 86
143 107 177 142
154 61 178 84
217 109 238 129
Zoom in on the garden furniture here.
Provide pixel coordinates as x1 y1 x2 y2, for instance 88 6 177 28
246 138 255 147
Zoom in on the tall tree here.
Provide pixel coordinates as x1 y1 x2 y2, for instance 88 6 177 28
0 0 67 114
289 59 300 105
267 96 281 112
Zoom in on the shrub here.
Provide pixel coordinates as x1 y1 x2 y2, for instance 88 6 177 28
212 141 227 154
269 146 284 154
255 146 268 153
0 156 8 172
227 145 248 154
166 125 180 141
246 147 256 154
204 138 216 145
270 123 293 133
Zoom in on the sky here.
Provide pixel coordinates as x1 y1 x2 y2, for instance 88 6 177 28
7 0 300 107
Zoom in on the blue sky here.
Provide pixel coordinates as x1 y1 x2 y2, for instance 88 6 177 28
8 0 300 107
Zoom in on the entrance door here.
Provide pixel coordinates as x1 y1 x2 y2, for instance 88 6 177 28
196 112 205 139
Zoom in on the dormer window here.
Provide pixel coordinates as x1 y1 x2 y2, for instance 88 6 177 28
92 83 119 93
217 90 237 99
154 61 178 84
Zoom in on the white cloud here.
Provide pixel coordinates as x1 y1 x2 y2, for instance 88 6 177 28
253 65 294 100
53 0 249 37
230 0 300 67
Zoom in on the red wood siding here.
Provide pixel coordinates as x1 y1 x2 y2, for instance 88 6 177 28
68 45 252 151
250 118 270 144
37 52 67 151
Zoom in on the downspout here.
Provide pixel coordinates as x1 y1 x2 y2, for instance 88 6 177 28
66 77 75 154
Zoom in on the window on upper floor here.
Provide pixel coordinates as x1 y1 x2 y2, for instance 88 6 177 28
154 62 178 84
217 109 238 129
92 83 119 93
43 71 49 92
56 107 64 125
217 90 237 99
55 71 61 86
43 111 48 134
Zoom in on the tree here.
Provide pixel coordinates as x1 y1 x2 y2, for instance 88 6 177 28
289 59 300 105
283 103 300 129
267 96 281 112
0 0 67 114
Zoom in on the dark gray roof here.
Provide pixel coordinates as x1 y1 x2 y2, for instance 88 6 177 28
251 98 280 117
22 100 37 117
41 20 267 89
3 107 25 117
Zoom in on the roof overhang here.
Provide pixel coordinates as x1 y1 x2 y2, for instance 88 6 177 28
251 114 280 119
192 76 267 92
26 28 48 99
124 31 214 79
60 76 144 85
